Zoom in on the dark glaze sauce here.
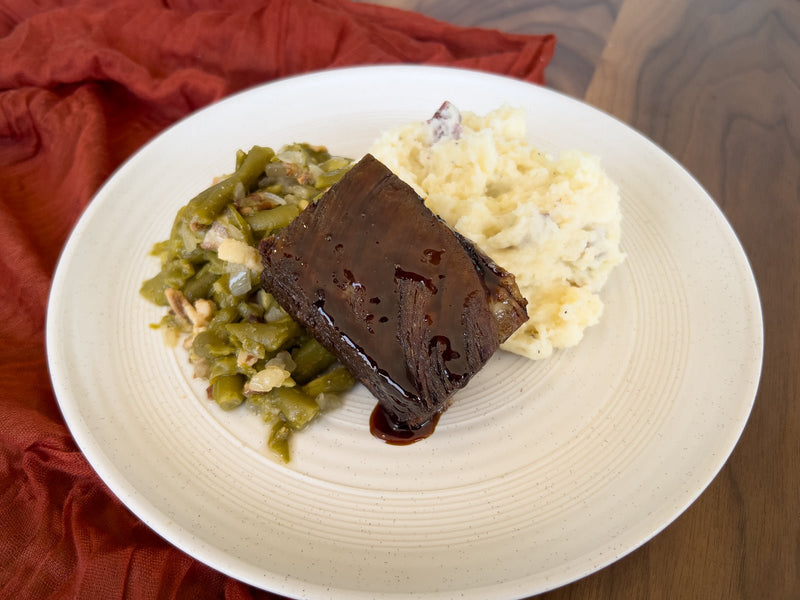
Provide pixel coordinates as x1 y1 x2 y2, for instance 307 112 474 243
369 403 441 445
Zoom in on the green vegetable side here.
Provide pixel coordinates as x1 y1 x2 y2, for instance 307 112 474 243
140 143 356 462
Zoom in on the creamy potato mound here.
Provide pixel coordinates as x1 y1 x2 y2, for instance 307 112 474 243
369 104 624 360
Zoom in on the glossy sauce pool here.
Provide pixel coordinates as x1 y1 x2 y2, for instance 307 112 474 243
369 403 441 445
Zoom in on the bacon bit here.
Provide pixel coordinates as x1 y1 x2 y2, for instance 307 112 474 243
165 289 216 350
237 349 259 368
165 288 194 327
282 161 301 178
234 191 282 216
296 170 315 185
200 221 229 250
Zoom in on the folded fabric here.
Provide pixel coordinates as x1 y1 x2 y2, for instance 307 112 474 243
0 1 554 597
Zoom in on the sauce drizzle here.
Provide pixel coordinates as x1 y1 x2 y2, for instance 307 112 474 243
369 403 440 445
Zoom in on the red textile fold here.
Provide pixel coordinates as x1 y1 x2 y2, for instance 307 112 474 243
0 1 554 597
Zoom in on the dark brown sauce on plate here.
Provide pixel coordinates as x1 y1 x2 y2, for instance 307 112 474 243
369 403 440 445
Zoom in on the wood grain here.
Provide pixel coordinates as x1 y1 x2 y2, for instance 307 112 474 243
358 0 622 97
358 0 800 598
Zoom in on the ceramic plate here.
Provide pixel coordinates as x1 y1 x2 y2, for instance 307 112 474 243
46 66 763 599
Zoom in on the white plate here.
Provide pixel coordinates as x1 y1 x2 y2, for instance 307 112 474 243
47 66 763 599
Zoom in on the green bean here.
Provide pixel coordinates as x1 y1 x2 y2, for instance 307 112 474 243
245 204 300 234
211 274 237 308
313 168 350 190
208 355 239 382
291 338 337 384
208 306 238 332
303 144 333 164
268 419 291 462
165 145 273 261
203 252 227 275
239 337 265 360
320 156 351 171
236 300 264 322
187 145 273 224
149 239 169 259
301 365 356 399
225 319 301 354
192 329 235 361
182 263 219 301
267 387 319 430
182 176 241 227
212 374 246 410
255 289 274 313
139 259 195 305
285 183 318 202
234 148 246 171
165 220 203 258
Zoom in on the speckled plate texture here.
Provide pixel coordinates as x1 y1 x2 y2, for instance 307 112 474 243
47 66 763 599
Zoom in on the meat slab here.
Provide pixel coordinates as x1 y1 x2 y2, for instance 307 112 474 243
259 154 528 435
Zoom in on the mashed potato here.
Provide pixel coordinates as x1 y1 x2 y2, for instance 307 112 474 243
369 103 624 360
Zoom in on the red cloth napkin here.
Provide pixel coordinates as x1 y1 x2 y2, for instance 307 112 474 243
0 1 554 597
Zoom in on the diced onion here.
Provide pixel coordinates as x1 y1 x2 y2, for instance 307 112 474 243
228 267 252 296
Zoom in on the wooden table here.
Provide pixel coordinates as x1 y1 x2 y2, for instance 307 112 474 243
358 1 800 598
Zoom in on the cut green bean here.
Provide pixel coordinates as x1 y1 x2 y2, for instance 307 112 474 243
208 306 238 331
313 169 347 189
267 387 319 430
285 184 317 202
302 365 356 399
211 274 237 308
139 259 195 305
182 263 219 301
225 319 301 354
234 148 246 171
212 373 246 410
192 329 235 361
245 204 300 234
268 419 291 462
291 338 337 384
236 300 264 322
208 355 239 382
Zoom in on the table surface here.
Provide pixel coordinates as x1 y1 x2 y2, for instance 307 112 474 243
358 1 799 598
